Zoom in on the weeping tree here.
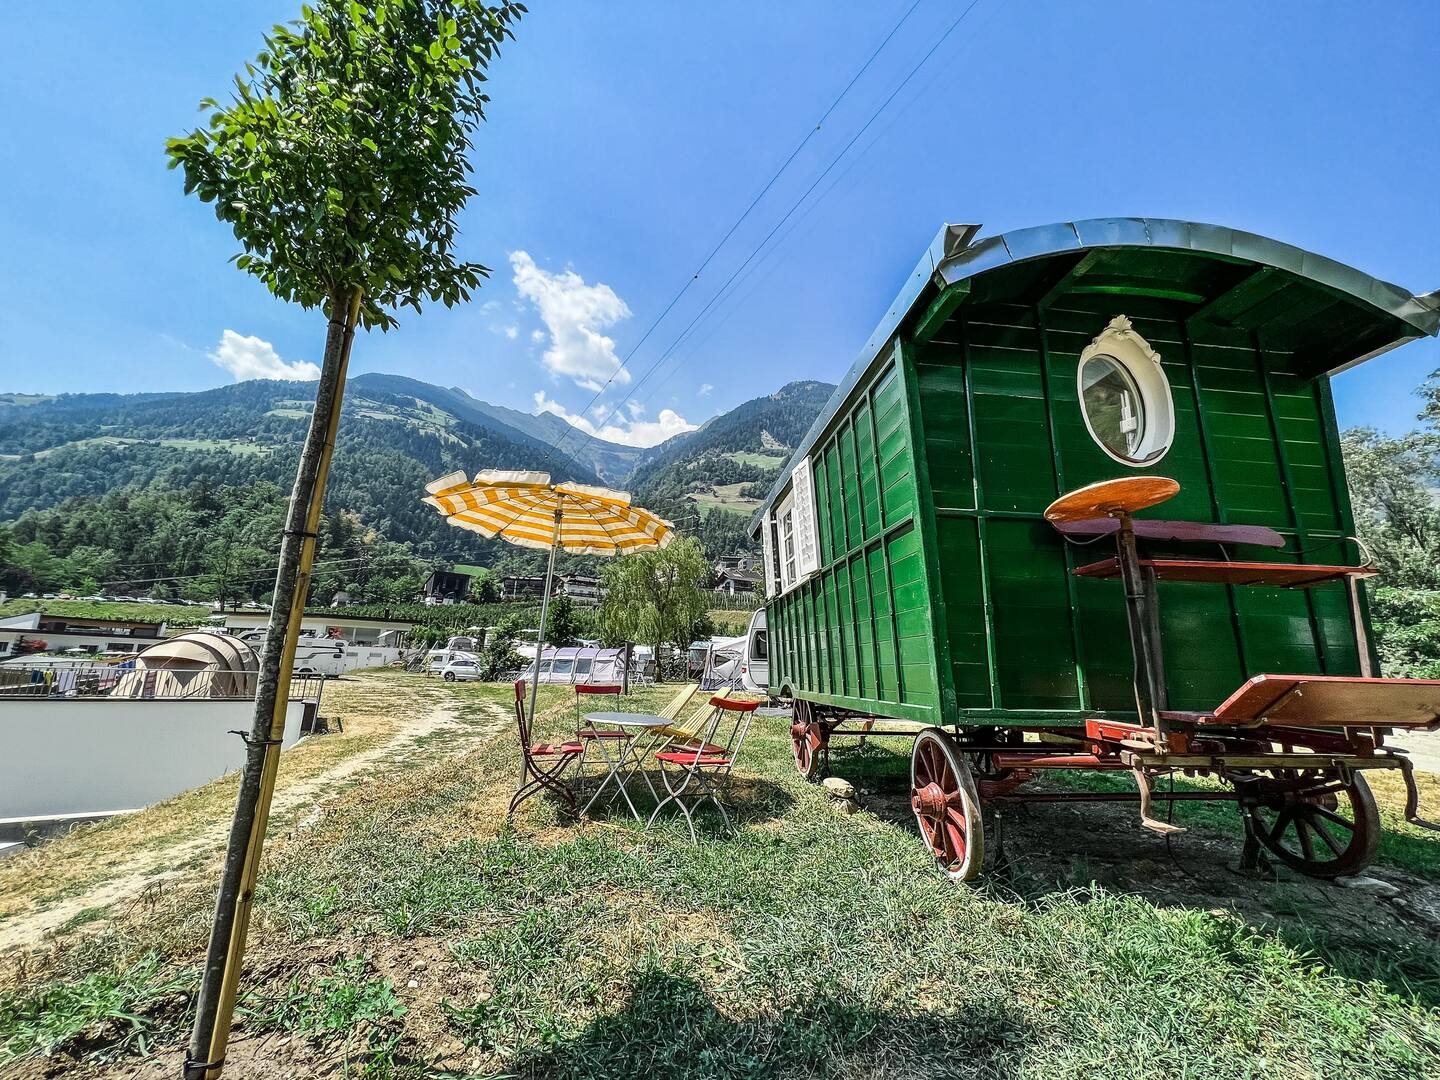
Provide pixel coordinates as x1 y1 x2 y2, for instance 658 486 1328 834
596 537 713 680
166 2 524 1076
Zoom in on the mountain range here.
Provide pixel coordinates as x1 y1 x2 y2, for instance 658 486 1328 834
0 374 835 564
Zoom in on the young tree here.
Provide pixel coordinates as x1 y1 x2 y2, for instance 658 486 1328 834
468 568 501 603
478 611 524 679
168 3 524 1075
596 537 712 681
1342 428 1440 589
544 593 582 647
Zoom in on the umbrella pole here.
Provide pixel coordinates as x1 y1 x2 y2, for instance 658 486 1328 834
528 502 563 726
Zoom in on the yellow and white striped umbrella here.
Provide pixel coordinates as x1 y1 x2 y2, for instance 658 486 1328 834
421 469 675 557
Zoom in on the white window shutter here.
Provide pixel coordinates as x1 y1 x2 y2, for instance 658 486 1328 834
791 456 821 578
761 517 778 595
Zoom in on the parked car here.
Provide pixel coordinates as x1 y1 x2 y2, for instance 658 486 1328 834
441 658 482 682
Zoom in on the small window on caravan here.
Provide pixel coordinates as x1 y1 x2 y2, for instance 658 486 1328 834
1077 316 1174 466
776 497 798 590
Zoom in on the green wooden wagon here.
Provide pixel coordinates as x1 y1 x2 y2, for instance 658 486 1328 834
749 218 1440 881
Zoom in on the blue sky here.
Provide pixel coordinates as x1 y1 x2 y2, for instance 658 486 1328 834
2 1 1436 445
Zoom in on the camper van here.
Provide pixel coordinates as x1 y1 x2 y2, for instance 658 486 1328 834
424 634 485 674
235 630 401 677
698 611 769 694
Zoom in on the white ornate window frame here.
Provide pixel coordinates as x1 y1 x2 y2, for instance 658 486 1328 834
1077 314 1176 467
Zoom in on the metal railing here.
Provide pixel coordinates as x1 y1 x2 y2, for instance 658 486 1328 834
0 665 324 702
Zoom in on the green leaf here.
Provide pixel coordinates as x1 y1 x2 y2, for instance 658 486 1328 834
169 0 525 326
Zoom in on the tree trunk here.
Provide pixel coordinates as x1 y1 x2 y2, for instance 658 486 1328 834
186 288 361 1080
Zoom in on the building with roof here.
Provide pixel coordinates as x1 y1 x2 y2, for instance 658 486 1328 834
0 612 166 661
423 569 472 603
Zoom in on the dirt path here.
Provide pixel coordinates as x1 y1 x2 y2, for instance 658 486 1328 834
0 677 503 956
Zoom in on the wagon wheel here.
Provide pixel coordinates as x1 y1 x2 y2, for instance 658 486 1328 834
961 727 1019 782
1242 768 1380 879
790 700 825 782
910 728 985 882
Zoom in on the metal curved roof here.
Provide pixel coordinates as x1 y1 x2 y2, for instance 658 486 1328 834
940 218 1437 336
752 217 1439 530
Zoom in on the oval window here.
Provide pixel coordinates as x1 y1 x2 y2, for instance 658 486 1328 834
1077 316 1174 466
1080 355 1145 460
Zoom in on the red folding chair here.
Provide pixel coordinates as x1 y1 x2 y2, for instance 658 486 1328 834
647 696 760 843
574 682 626 768
508 680 583 820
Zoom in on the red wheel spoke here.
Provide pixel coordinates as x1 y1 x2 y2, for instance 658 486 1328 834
944 808 968 863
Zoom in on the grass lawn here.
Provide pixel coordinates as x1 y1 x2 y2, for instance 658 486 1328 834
0 599 217 628
2 673 1439 1077
724 451 788 470
687 483 761 518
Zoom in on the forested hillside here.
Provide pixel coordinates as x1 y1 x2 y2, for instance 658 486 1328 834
0 374 835 600
629 380 835 556
0 376 607 599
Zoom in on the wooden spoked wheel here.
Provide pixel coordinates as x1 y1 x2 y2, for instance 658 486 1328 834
790 700 824 782
1244 768 1380 878
910 728 985 882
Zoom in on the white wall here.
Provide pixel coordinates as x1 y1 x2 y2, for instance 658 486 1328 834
0 699 305 820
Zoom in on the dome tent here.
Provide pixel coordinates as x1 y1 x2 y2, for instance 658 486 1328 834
112 632 259 699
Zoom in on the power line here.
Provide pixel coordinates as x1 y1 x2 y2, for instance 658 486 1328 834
635 4 995 402
543 0 930 469
566 0 987 465
100 554 379 590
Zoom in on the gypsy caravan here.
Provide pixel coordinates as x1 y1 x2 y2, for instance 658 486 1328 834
750 217 1439 881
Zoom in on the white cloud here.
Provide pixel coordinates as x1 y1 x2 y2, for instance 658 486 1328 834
698 383 714 396
510 251 632 391
530 329 545 343
208 330 319 382
502 325 519 340
533 391 696 449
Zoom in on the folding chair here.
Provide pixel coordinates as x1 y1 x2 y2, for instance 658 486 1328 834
507 680 583 820
647 695 760 843
573 682 626 771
